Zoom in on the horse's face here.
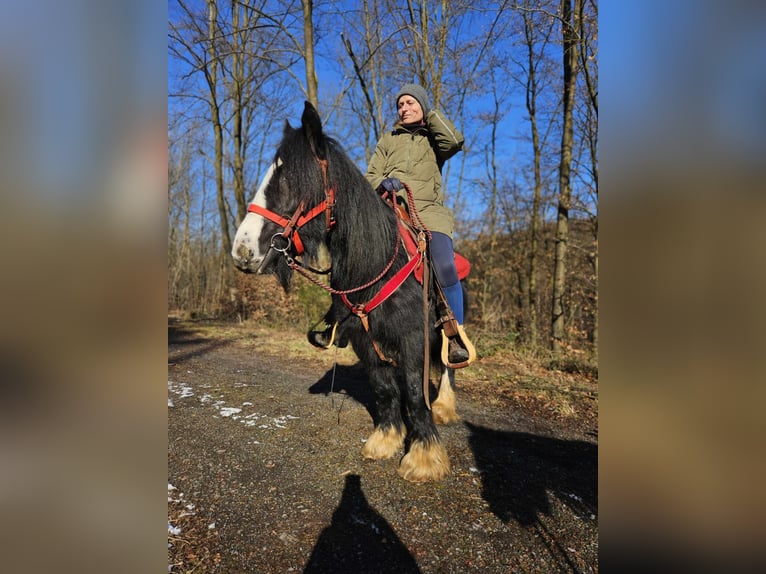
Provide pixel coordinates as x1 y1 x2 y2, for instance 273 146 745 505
231 160 280 274
232 102 328 289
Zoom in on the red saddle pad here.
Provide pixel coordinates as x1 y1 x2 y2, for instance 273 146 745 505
399 221 471 283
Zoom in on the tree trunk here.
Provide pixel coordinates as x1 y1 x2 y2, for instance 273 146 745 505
551 0 579 352
230 0 247 224
301 0 318 108
521 4 544 347
579 0 598 357
207 0 231 260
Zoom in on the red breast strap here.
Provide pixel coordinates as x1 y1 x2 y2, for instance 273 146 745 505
341 253 422 316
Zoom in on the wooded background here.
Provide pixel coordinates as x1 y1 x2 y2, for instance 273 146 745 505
168 0 597 357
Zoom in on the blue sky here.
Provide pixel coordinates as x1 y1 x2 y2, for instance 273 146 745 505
167 0 535 229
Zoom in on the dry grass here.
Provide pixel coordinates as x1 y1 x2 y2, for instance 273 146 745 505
170 317 598 425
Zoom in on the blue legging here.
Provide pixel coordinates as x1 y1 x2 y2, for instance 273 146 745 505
430 232 464 324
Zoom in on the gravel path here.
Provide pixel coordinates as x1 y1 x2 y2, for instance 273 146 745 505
168 321 597 573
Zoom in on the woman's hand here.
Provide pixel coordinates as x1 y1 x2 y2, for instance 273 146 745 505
379 177 403 193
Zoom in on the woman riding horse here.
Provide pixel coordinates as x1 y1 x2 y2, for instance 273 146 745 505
231 101 465 481
309 84 471 365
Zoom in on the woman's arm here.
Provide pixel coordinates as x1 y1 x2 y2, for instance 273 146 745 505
426 110 464 161
365 135 390 191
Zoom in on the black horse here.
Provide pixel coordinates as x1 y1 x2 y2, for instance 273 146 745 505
231 101 458 482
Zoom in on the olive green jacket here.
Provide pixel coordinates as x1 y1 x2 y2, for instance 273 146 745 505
366 109 464 238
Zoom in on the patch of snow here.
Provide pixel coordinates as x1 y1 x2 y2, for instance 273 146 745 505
168 380 194 398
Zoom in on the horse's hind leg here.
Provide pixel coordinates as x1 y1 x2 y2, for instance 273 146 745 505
398 364 450 482
362 365 406 460
431 367 460 425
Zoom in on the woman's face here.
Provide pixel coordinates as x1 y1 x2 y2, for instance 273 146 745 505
397 95 424 125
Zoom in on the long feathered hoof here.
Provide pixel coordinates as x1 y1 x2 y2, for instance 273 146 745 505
362 425 406 460
431 371 459 425
432 398 460 425
397 440 450 483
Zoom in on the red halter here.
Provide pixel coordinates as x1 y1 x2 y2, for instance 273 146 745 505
247 158 335 256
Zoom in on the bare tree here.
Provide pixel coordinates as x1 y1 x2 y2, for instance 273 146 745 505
551 0 580 352
516 0 558 346
579 0 598 355
168 0 231 265
168 129 194 310
475 86 503 332
228 0 248 224
301 0 319 108
207 1 231 260
221 0 296 222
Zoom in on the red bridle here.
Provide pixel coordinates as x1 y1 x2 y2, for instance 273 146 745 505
247 158 336 256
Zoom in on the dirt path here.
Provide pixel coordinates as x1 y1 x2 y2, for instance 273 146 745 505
168 319 598 573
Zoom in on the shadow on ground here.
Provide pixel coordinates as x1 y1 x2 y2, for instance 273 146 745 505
168 319 234 364
308 364 378 422
303 474 421 574
465 421 597 526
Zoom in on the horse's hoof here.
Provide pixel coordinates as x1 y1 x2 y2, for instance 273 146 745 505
362 425 405 460
397 440 450 482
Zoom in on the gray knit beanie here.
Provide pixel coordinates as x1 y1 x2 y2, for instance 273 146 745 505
395 83 430 117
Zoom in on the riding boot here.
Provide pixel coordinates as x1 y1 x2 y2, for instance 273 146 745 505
448 336 470 363
438 282 472 365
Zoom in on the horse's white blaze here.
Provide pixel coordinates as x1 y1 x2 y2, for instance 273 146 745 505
231 162 276 271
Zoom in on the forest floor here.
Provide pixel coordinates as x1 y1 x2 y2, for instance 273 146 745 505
168 317 598 573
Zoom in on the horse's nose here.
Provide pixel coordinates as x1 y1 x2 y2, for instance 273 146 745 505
233 244 259 272
236 243 251 261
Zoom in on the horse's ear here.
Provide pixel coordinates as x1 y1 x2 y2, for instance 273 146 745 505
301 101 325 159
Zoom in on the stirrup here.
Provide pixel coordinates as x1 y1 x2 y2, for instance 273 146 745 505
440 324 476 369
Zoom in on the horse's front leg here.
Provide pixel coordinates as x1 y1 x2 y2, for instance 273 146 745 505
398 363 450 483
362 364 406 460
431 367 460 425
